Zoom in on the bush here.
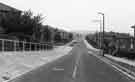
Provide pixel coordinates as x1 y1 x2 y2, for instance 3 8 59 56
116 49 135 60
86 36 98 48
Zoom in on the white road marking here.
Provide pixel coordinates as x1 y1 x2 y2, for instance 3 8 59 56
72 48 81 79
72 65 77 79
52 67 64 71
88 51 135 80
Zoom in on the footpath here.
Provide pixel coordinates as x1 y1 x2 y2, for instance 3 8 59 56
0 45 73 82
84 39 135 81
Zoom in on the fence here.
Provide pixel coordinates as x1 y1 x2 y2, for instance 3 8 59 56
0 39 53 52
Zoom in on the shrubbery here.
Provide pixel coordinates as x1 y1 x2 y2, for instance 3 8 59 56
115 49 135 59
86 33 135 60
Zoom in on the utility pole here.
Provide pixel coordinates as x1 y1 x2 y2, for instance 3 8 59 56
98 12 105 56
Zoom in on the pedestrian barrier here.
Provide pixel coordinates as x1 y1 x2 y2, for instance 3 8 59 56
0 39 53 52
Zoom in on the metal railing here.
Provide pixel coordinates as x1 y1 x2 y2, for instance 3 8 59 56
0 39 53 52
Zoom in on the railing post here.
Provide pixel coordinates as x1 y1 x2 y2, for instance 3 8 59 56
34 43 37 51
45 44 46 50
42 44 44 51
2 39 4 52
42 45 44 50
16 41 18 51
41 44 43 51
36 43 38 51
43 45 45 50
40 44 42 51
29 42 31 51
23 41 25 52
14 40 16 52
40 44 41 51
31 42 33 51
39 43 40 51
38 43 39 51
38 43 40 51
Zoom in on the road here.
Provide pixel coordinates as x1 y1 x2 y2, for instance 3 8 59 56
9 40 133 82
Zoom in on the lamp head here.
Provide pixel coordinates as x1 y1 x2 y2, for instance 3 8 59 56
98 12 104 15
131 25 135 28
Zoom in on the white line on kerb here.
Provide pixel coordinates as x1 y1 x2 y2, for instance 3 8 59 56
72 65 77 79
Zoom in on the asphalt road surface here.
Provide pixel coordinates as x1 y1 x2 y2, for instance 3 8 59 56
9 41 133 82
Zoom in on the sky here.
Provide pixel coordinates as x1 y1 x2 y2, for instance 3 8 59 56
1 0 135 34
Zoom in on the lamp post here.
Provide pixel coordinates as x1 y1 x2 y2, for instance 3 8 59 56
98 12 105 56
131 25 135 37
91 19 101 49
131 25 135 49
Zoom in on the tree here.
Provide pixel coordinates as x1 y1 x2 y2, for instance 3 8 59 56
40 25 52 42
68 33 73 40
1 10 44 41
54 32 61 42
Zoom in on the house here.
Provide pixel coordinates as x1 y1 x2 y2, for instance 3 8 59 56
0 2 20 12
0 3 22 41
0 2 21 33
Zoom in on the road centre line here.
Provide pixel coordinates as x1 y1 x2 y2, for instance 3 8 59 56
72 54 80 79
72 65 77 79
52 67 64 71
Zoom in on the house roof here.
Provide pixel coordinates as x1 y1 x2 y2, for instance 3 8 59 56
0 2 21 12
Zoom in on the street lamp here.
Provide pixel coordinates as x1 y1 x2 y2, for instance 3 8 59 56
98 12 105 56
131 25 135 37
91 19 101 48
131 25 135 49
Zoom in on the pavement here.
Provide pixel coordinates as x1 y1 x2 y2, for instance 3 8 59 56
0 46 72 82
105 55 135 67
8 40 134 82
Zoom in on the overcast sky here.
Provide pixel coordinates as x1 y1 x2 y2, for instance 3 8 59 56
1 0 135 34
